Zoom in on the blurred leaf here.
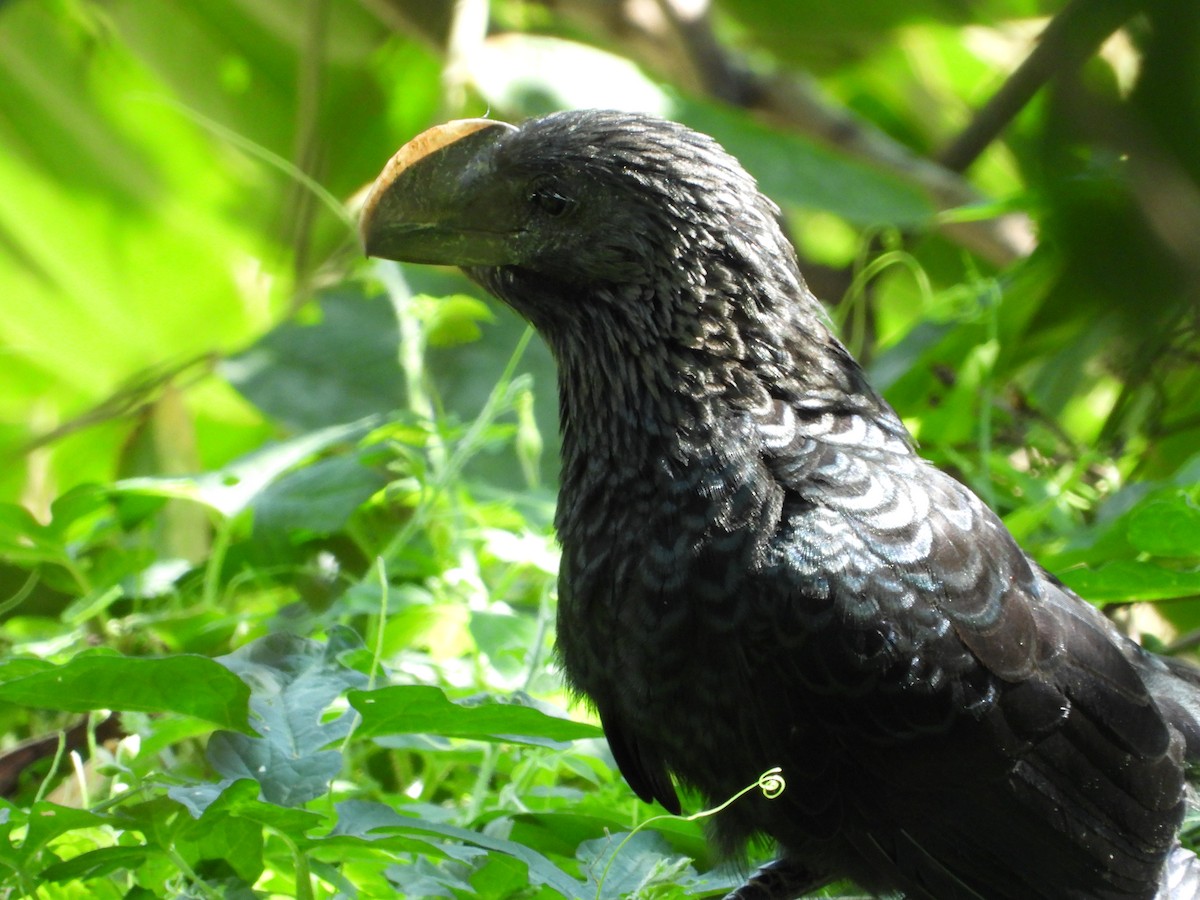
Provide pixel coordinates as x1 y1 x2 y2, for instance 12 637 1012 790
1058 561 1200 604
251 453 388 543
675 98 936 227
40 846 152 883
221 288 406 432
1126 493 1200 559
20 802 112 858
114 417 376 518
471 33 670 117
722 0 1002 68
420 294 495 348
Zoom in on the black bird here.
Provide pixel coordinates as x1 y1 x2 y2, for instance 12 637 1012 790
360 110 1200 899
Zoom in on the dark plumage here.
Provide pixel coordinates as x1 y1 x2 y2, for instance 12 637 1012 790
361 109 1200 899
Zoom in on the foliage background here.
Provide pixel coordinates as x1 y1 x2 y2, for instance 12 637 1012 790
1 0 1198 896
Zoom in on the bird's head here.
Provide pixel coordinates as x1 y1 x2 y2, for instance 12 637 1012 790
360 110 797 339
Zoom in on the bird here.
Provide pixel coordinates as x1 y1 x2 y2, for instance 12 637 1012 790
359 109 1200 899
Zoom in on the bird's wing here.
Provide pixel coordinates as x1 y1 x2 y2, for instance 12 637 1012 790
555 552 684 815
752 398 1185 895
754 398 1165 739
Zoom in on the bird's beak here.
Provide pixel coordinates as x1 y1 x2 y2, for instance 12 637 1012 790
359 118 519 266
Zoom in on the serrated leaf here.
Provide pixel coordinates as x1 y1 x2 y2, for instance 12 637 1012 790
208 629 368 806
0 652 251 732
351 685 601 746
206 734 343 808
578 830 683 900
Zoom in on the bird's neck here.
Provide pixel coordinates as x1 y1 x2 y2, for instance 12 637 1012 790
549 318 734 466
546 291 890 468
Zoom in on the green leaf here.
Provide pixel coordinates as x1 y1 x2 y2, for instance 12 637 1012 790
351 685 601 746
221 288 406 431
207 629 368 807
0 652 252 732
1126 493 1200 559
169 779 330 836
420 293 495 347
335 803 586 900
578 830 685 900
1058 561 1200 604
328 799 473 860
251 454 388 544
0 502 67 566
675 98 935 227
172 789 268 885
39 846 151 883
114 418 377 519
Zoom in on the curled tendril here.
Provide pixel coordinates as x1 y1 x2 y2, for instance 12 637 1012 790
593 767 788 900
684 766 788 823
757 766 786 799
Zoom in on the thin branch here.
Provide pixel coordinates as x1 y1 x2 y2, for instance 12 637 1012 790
355 0 454 51
17 354 218 457
286 0 331 302
938 0 1143 173
549 0 1036 265
367 0 1151 267
0 714 126 798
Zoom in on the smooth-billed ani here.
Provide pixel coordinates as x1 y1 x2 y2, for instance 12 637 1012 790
359 110 1200 900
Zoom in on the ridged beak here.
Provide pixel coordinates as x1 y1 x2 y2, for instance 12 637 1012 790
359 118 519 266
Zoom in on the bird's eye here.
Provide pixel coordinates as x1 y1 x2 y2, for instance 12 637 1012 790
528 184 575 217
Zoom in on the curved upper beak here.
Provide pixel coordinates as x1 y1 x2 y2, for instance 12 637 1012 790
359 118 519 266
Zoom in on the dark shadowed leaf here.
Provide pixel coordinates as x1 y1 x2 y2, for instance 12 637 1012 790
221 287 405 431
251 453 388 542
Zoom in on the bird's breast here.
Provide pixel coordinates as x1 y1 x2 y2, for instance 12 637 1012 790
554 442 785 739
